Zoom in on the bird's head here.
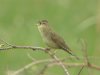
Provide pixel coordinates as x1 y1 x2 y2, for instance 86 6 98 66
37 20 48 26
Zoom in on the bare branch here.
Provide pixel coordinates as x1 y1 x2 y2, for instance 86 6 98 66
0 45 46 51
10 59 100 75
45 51 70 75
0 40 100 75
37 63 49 75
11 59 53 75
77 66 84 75
80 39 89 64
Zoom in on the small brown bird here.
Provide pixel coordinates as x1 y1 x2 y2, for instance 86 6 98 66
37 20 79 60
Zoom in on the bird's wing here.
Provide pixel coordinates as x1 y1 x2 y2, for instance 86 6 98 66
50 31 71 50
50 32 79 60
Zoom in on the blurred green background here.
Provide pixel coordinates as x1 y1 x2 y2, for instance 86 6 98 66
0 0 99 75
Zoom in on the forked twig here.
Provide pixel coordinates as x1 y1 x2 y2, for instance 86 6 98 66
0 40 100 75
45 50 70 75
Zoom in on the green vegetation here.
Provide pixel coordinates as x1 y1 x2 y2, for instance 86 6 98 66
0 0 99 75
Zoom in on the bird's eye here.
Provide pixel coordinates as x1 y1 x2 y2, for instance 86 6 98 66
42 22 46 24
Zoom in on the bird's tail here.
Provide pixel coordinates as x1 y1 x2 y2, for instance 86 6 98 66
65 49 79 60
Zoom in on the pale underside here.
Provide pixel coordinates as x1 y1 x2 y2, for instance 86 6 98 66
38 24 70 50
38 24 79 60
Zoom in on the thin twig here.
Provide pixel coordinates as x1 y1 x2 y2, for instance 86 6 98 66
80 39 90 75
0 45 46 51
11 59 53 75
45 51 70 75
77 66 84 75
51 62 100 70
0 40 100 75
37 63 50 75
81 39 89 64
7 58 100 75
27 53 36 61
0 39 12 46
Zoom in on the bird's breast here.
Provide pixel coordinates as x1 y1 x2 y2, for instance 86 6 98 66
38 25 58 48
